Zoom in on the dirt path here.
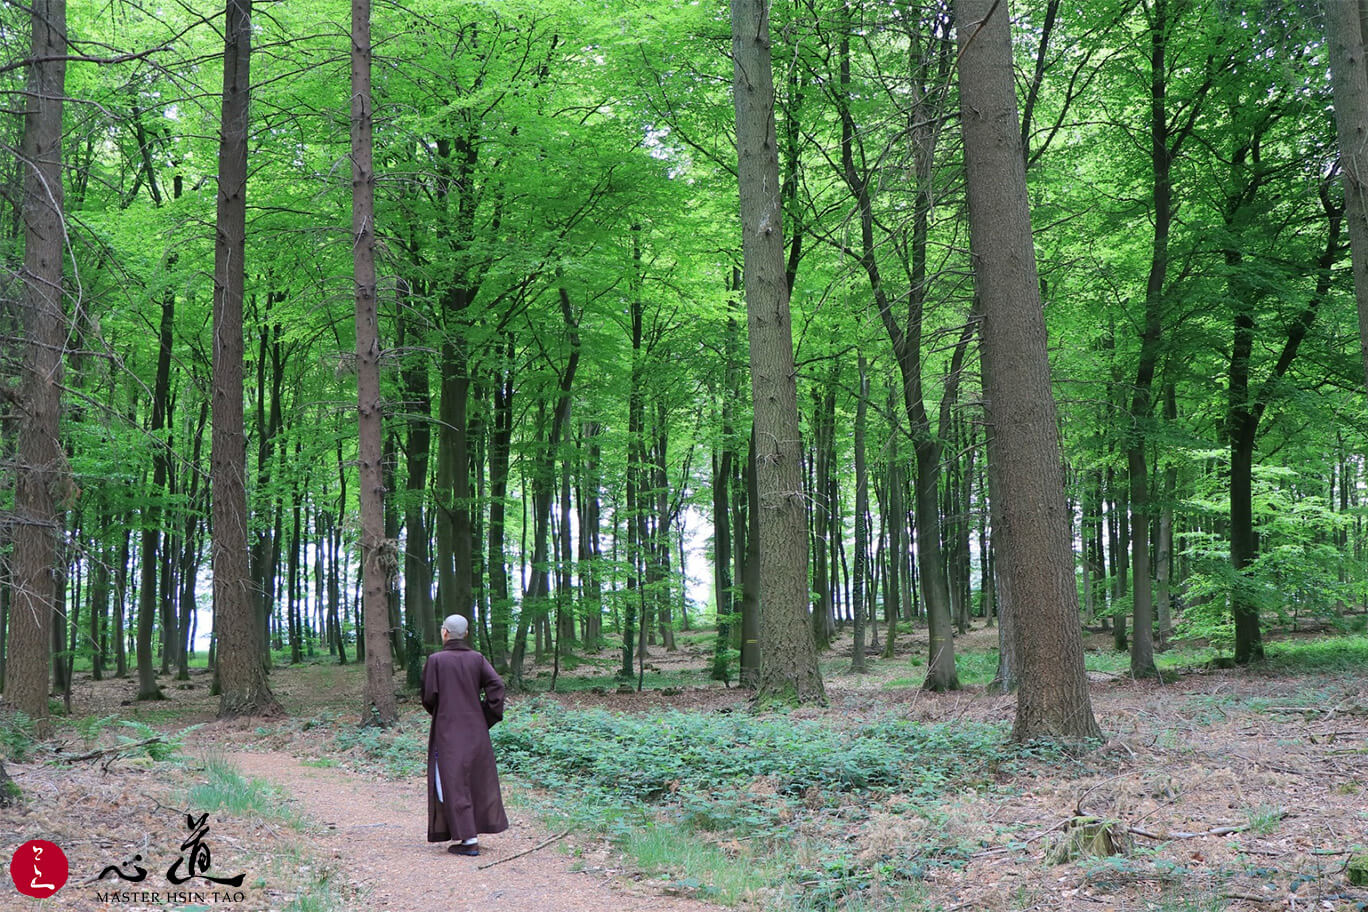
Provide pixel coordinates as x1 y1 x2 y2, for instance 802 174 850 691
223 751 726 912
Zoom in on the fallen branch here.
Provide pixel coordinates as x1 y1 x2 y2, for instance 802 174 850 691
477 829 571 870
1129 813 1288 841
52 736 165 763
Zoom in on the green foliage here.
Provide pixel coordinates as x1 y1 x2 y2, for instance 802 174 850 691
326 714 428 778
493 701 1044 805
491 701 1054 910
1262 634 1368 674
116 720 199 762
0 712 37 761
71 714 119 747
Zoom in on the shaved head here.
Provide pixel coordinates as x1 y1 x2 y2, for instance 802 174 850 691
442 614 469 639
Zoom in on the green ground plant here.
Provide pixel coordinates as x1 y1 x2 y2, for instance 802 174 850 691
489 701 1071 909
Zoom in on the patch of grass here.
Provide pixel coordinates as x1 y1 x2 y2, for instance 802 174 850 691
624 821 771 904
299 757 338 769
265 844 349 912
187 756 300 826
1244 804 1286 835
1262 634 1368 673
955 649 1000 687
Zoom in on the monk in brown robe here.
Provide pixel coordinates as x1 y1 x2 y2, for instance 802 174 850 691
421 614 509 856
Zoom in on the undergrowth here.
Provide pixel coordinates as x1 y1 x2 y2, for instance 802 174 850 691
491 701 1072 910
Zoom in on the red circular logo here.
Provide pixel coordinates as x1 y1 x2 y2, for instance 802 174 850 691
9 840 68 898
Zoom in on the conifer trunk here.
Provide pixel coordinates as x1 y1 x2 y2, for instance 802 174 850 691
353 0 396 726
956 0 1098 740
214 0 280 718
732 0 825 705
8 0 68 733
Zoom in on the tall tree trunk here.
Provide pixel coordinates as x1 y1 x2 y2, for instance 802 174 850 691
512 290 581 686
713 281 742 682
287 463 304 665
214 0 279 718
1227 184 1341 663
353 0 396 726
8 0 68 734
89 518 109 681
836 7 958 690
738 431 762 689
732 0 825 705
577 421 604 646
711 440 735 681
810 373 836 651
115 528 130 677
651 402 675 652
956 0 1099 739
1326 0 1368 393
1154 385 1176 649
1126 0 1213 678
250 312 284 668
435 341 473 625
850 354 870 674
137 285 176 699
486 334 514 671
399 302 434 685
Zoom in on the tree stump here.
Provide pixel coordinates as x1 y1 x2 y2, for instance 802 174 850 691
1046 816 1131 864
0 759 17 807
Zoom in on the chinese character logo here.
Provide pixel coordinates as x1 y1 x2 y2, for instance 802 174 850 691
166 813 243 887
9 839 69 898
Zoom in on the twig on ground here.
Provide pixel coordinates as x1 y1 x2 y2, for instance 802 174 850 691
477 829 571 870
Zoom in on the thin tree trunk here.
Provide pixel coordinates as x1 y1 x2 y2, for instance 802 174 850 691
1154 386 1176 649
835 6 958 691
851 354 870 673
399 300 434 685
487 334 514 671
738 431 762 689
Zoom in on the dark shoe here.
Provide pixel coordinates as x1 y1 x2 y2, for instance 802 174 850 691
448 843 479 857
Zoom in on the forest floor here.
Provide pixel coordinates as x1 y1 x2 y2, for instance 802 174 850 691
3 622 1367 912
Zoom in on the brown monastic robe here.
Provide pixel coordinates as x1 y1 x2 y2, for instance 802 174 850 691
421 640 509 843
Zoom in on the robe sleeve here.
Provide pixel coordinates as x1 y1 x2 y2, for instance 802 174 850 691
480 658 505 727
421 655 438 715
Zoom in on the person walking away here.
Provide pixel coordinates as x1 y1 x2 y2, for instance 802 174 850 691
422 614 509 856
